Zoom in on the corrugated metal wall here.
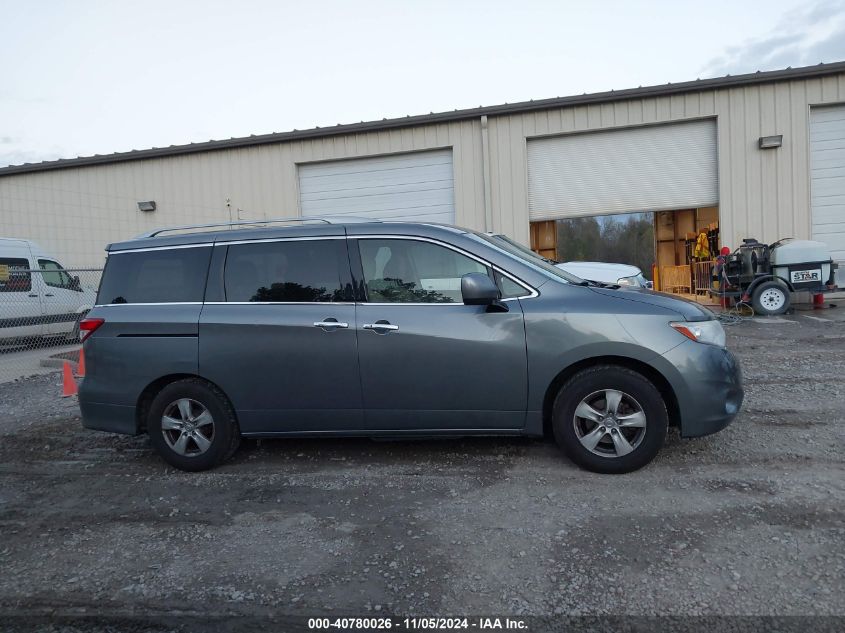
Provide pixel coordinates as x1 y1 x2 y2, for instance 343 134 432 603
488 74 845 250
0 122 485 267
1 73 844 267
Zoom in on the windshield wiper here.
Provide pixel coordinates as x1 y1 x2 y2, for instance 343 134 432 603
578 279 621 289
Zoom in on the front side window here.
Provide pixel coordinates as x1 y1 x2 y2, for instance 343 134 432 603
0 258 32 293
494 270 529 299
97 247 211 304
469 231 583 285
358 239 489 303
38 259 73 289
224 239 348 302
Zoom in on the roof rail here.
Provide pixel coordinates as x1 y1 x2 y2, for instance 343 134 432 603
134 215 379 239
133 217 356 240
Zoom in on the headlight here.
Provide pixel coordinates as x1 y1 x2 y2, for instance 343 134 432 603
670 320 726 347
617 275 641 287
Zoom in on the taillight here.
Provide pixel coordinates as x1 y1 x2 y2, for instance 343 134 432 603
79 317 105 342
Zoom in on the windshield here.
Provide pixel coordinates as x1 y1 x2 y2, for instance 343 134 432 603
469 232 585 284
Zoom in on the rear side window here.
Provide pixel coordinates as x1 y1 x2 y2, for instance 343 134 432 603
0 258 32 293
224 239 348 302
97 247 211 304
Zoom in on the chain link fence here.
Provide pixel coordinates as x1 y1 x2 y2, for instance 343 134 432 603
0 267 103 385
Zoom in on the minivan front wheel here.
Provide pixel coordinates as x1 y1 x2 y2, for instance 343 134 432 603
552 366 667 474
147 378 240 472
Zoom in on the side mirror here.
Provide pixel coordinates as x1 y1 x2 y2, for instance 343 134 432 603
461 272 501 305
71 275 82 291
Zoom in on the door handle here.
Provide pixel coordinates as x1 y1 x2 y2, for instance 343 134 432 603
313 320 349 331
45 293 55 297
363 322 399 333
28 294 39 298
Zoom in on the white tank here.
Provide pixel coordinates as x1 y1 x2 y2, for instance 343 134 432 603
770 240 832 286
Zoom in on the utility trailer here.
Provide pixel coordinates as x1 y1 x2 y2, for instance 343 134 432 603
710 238 838 315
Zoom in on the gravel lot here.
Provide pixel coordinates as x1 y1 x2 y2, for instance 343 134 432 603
1 308 843 630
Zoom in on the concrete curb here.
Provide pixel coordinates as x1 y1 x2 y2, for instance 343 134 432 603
40 348 82 370
39 358 77 370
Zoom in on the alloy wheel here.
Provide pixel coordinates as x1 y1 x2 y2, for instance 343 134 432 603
572 389 647 458
161 398 215 457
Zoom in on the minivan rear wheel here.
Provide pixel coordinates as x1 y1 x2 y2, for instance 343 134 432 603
147 378 240 472
552 366 667 474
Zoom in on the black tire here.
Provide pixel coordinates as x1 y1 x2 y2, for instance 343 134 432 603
552 365 667 474
751 280 791 316
147 378 240 472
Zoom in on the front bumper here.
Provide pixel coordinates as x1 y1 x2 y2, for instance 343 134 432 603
659 340 744 438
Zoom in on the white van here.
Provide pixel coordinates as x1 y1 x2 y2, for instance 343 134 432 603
0 238 96 342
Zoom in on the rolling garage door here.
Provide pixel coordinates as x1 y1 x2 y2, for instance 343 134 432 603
527 119 718 220
810 105 845 262
298 149 455 223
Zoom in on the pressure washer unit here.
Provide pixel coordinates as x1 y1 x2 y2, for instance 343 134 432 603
711 238 838 315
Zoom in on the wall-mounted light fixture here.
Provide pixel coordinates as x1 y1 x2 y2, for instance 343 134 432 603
758 135 783 149
137 200 157 212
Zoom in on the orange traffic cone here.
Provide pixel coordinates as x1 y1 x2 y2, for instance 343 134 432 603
62 361 78 397
77 348 86 378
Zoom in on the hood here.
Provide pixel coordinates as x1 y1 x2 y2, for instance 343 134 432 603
589 286 715 321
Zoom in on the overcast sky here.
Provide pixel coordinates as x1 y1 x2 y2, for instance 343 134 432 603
1 0 844 168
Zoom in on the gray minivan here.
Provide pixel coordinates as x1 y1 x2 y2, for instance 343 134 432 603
78 219 743 474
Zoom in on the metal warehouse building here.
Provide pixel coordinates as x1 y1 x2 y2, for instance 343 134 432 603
1 62 845 281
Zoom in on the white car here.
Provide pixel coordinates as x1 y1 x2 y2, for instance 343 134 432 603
556 261 651 288
0 237 96 342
